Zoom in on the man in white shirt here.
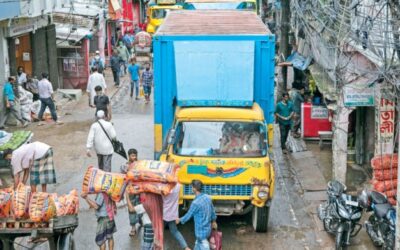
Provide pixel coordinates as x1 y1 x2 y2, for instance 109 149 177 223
87 67 107 107
86 110 116 172
37 72 62 125
3 141 57 192
17 66 27 87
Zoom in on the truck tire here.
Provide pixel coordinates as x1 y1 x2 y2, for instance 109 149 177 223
252 205 270 232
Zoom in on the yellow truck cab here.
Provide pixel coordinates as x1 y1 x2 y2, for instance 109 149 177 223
154 11 275 232
183 0 258 13
146 0 182 34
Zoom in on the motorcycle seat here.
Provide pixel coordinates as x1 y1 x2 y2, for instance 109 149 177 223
371 191 388 204
375 203 392 219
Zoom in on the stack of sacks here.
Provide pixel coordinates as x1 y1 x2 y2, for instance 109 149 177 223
126 160 178 195
19 87 33 122
29 192 56 222
12 183 32 219
371 154 398 205
82 166 127 202
0 188 13 218
52 190 80 216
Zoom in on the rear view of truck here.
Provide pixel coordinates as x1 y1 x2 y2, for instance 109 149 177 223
153 10 275 232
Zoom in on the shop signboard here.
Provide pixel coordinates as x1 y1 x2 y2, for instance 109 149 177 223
343 85 375 107
311 106 329 119
375 98 395 155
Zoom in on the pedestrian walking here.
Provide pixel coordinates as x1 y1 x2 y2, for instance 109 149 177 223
90 50 105 74
0 77 28 129
141 63 153 104
120 148 142 237
129 195 155 250
3 141 57 193
86 110 116 172
177 179 217 250
163 183 190 250
17 66 27 88
110 51 121 87
81 192 116 250
116 41 130 76
37 73 62 126
128 58 140 100
275 93 294 152
87 66 107 107
94 86 111 121
289 87 304 138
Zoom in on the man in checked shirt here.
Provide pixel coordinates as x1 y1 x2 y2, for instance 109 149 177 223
140 63 153 104
176 180 218 250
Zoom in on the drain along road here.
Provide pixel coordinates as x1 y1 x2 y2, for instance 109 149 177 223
10 77 339 250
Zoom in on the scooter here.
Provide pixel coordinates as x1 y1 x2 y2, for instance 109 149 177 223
318 180 363 250
359 190 395 250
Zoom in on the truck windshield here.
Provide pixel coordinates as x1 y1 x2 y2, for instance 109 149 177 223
174 121 267 157
152 9 176 19
184 2 256 11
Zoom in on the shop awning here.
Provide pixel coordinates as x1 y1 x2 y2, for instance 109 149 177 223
308 64 338 101
55 24 93 45
286 52 312 71
109 0 122 20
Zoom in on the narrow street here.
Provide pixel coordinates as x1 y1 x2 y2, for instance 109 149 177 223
8 73 333 250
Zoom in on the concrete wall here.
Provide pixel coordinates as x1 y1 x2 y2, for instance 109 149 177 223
46 24 59 89
31 25 59 89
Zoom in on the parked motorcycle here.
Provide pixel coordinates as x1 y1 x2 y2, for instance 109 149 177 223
359 190 396 250
317 180 363 250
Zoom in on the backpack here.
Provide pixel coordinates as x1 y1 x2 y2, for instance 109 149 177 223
93 58 104 73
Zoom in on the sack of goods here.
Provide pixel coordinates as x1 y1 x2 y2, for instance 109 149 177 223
29 192 57 223
0 188 13 218
12 183 32 219
82 166 127 202
52 189 79 217
371 154 398 205
126 160 179 183
126 182 176 196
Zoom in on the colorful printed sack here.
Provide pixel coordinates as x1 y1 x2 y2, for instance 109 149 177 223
29 192 56 222
126 160 179 183
126 182 176 196
12 183 31 219
0 188 13 218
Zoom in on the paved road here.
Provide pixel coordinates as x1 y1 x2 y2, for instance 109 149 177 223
12 75 335 249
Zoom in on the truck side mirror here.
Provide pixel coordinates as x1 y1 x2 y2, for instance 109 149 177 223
167 129 176 145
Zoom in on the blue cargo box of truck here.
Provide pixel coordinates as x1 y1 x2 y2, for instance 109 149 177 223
153 10 275 156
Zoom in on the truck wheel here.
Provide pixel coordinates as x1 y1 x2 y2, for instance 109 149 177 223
252 205 270 232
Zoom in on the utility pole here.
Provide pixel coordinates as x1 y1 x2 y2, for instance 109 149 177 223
279 0 291 95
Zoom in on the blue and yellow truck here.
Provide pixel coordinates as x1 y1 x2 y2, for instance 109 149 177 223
153 10 275 232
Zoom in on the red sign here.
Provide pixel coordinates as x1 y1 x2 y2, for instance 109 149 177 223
301 103 332 138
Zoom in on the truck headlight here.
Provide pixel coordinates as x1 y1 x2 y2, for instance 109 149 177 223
257 191 268 199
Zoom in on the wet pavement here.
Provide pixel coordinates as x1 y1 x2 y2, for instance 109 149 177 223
5 71 375 249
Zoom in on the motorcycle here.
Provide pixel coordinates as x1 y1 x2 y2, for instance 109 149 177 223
317 180 363 250
359 190 396 250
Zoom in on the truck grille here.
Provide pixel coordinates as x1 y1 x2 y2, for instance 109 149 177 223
183 184 252 197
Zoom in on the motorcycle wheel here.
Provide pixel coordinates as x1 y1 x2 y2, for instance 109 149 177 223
382 232 395 250
335 231 347 250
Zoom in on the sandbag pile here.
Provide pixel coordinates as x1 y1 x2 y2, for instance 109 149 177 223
126 160 178 195
82 166 127 202
371 154 398 205
29 192 56 222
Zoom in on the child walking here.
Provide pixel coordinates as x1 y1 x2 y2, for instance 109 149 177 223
121 148 142 237
81 192 117 250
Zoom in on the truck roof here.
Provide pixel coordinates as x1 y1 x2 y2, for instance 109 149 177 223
156 10 270 35
176 103 264 121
